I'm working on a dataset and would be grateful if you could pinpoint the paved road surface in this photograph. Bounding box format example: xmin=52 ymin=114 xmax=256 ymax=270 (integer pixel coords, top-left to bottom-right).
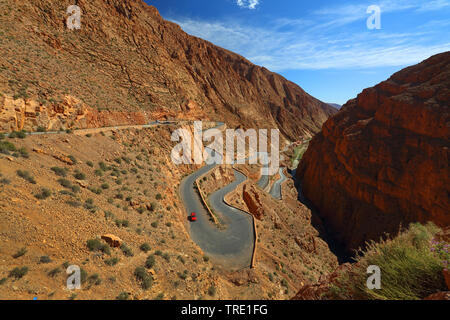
xmin=269 ymin=167 xmax=287 ymax=200
xmin=180 ymin=151 xmax=254 ymax=270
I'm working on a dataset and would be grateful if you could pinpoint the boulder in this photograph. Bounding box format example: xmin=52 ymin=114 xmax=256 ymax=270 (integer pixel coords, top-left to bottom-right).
xmin=101 ymin=234 xmax=123 ymax=248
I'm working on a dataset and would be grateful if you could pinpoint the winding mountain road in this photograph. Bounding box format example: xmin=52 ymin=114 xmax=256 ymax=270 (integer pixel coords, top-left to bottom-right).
xmin=269 ymin=168 xmax=287 ymax=200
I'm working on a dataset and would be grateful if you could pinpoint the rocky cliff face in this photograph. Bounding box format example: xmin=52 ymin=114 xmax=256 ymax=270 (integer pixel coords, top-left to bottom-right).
xmin=297 ymin=52 xmax=450 ymax=253
xmin=0 ymin=0 xmax=335 ymax=138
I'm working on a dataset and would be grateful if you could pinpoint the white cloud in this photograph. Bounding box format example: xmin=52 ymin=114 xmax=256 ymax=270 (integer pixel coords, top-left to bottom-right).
xmin=171 ymin=1 xmax=450 ymax=70
xmin=236 ymin=0 xmax=260 ymax=10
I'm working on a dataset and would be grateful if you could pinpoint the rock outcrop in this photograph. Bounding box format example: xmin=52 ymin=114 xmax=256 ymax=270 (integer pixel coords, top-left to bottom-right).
xmin=297 ymin=52 xmax=450 ymax=253
xmin=0 ymin=0 xmax=336 ymax=138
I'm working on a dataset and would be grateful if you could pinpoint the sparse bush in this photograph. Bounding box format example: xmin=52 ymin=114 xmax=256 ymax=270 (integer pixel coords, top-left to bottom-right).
xmin=140 ymin=243 xmax=151 ymax=253
xmin=116 ymin=292 xmax=129 ymax=300
xmin=12 ymin=247 xmax=27 ymax=259
xmin=151 ymin=221 xmax=158 ymax=228
xmin=86 ymin=239 xmax=111 ymax=255
xmin=120 ymin=244 xmax=134 ymax=257
xmin=0 ymin=140 xmax=16 ymax=154
xmin=94 ymin=169 xmax=103 ymax=177
xmin=156 ymin=193 xmax=162 ymax=200
xmin=9 ymin=266 xmax=28 ymax=279
xmin=35 ymin=188 xmax=52 ymax=200
xmin=101 ymin=183 xmax=109 ymax=190
xmin=145 ymin=255 xmax=156 ymax=269
xmin=36 ymin=126 xmax=46 ymax=133
xmin=39 ymin=256 xmax=52 ymax=264
xmin=16 ymin=170 xmax=36 ymax=184
xmin=105 ymin=257 xmax=119 ymax=266
xmin=207 ymin=285 xmax=216 ymax=297
xmin=51 ymin=167 xmax=67 ymax=177
xmin=48 ymin=267 xmax=61 ymax=278
xmin=9 ymin=131 xmax=27 ymax=139
xmin=0 ymin=277 xmax=6 ymax=285
xmin=68 ymin=155 xmax=77 ymax=164
xmin=203 ymin=256 xmax=210 ymax=263
xmin=134 ymin=267 xmax=153 ymax=290
xmin=74 ymin=171 xmax=86 ymax=180
xmin=86 ymin=161 xmax=94 ymax=167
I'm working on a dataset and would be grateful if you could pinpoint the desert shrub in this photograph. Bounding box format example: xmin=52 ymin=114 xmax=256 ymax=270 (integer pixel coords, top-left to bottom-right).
xmin=0 ymin=141 xmax=16 ymax=155
xmin=9 ymin=266 xmax=28 ymax=279
xmin=35 ymin=188 xmax=51 ymax=200
xmin=151 ymin=221 xmax=158 ymax=228
xmin=74 ymin=171 xmax=86 ymax=180
xmin=116 ymin=292 xmax=129 ymax=300
xmin=16 ymin=170 xmax=36 ymax=184
xmin=115 ymin=219 xmax=129 ymax=228
xmin=12 ymin=247 xmax=27 ymax=259
xmin=120 ymin=244 xmax=134 ymax=257
xmin=105 ymin=257 xmax=119 ymax=266
xmin=66 ymin=200 xmax=82 ymax=207
xmin=325 ymin=222 xmax=447 ymax=300
xmin=88 ymin=187 xmax=102 ymax=195
xmin=0 ymin=177 xmax=11 ymax=185
xmin=9 ymin=131 xmax=27 ymax=139
xmin=86 ymin=161 xmax=94 ymax=167
xmin=155 ymin=193 xmax=162 ymax=200
xmin=39 ymin=256 xmax=52 ymax=264
xmin=0 ymin=278 xmax=6 ymax=285
xmin=36 ymin=126 xmax=46 ymax=132
xmin=51 ymin=167 xmax=67 ymax=177
xmin=18 ymin=147 xmax=29 ymax=158
xmin=94 ymin=169 xmax=103 ymax=177
xmin=86 ymin=239 xmax=111 ymax=255
xmin=68 ymin=155 xmax=77 ymax=164
xmin=134 ymin=267 xmax=153 ymax=290
xmin=207 ymin=285 xmax=216 ymax=296
xmin=48 ymin=267 xmax=61 ymax=278
xmin=203 ymin=256 xmax=210 ymax=263
xmin=140 ymin=243 xmax=151 ymax=253
xmin=98 ymin=162 xmax=108 ymax=171
xmin=88 ymin=273 xmax=102 ymax=286
xmin=145 ymin=255 xmax=156 ymax=269
xmin=101 ymin=183 xmax=109 ymax=190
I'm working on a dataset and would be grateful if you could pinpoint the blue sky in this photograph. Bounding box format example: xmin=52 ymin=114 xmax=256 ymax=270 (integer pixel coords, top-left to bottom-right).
xmin=145 ymin=0 xmax=450 ymax=105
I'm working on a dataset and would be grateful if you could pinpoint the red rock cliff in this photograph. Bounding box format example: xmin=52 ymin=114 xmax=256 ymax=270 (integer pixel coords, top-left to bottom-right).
xmin=297 ymin=52 xmax=450 ymax=253
xmin=0 ymin=0 xmax=336 ymax=138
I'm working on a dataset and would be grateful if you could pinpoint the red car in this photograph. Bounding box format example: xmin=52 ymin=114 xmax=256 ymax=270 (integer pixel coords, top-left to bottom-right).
xmin=189 ymin=212 xmax=197 ymax=222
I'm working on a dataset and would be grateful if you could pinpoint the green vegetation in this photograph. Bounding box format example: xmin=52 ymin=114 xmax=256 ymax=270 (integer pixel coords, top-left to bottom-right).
xmin=86 ymin=239 xmax=111 ymax=255
xmin=12 ymin=247 xmax=27 ymax=259
xmin=116 ymin=292 xmax=129 ymax=300
xmin=120 ymin=243 xmax=134 ymax=257
xmin=145 ymin=255 xmax=156 ymax=269
xmin=16 ymin=170 xmax=36 ymax=184
xmin=134 ymin=267 xmax=153 ymax=290
xmin=140 ymin=243 xmax=151 ymax=253
xmin=326 ymin=223 xmax=448 ymax=300
xmin=57 ymin=178 xmax=80 ymax=193
xmin=39 ymin=256 xmax=52 ymax=264
xmin=0 ymin=140 xmax=16 ymax=154
xmin=105 ymin=257 xmax=119 ymax=266
xmin=9 ymin=266 xmax=28 ymax=279
xmin=208 ymin=285 xmax=216 ymax=297
xmin=9 ymin=131 xmax=27 ymax=139
xmin=35 ymin=188 xmax=52 ymax=200
xmin=51 ymin=167 xmax=68 ymax=177
xmin=74 ymin=170 xmax=86 ymax=180
xmin=48 ymin=267 xmax=61 ymax=278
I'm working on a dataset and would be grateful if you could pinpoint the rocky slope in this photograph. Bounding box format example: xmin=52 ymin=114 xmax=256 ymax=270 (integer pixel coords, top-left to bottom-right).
xmin=0 ymin=0 xmax=335 ymax=139
xmin=297 ymin=52 xmax=450 ymax=253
